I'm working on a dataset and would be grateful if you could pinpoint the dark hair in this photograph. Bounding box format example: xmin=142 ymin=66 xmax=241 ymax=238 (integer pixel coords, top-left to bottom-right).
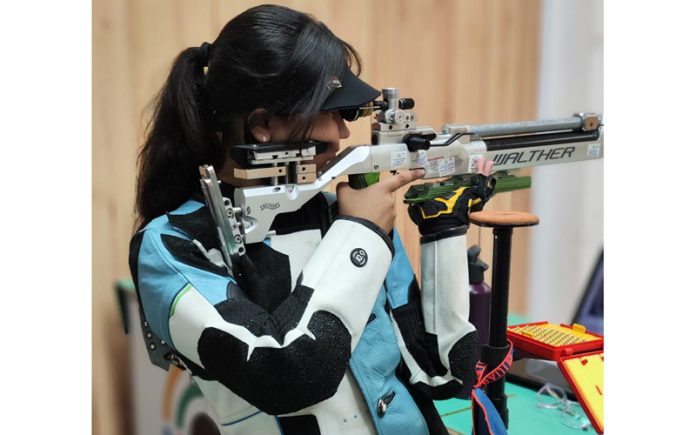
xmin=135 ymin=4 xmax=361 ymax=229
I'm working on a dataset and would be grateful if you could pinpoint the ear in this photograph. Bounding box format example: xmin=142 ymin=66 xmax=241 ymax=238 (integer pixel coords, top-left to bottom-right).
xmin=246 ymin=108 xmax=271 ymax=143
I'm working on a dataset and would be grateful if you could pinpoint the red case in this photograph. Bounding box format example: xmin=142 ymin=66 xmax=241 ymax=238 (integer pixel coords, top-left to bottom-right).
xmin=558 ymin=350 xmax=604 ymax=434
xmin=507 ymin=321 xmax=603 ymax=361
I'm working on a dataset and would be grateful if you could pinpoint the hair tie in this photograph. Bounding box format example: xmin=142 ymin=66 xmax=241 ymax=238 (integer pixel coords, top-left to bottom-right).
xmin=198 ymin=42 xmax=211 ymax=67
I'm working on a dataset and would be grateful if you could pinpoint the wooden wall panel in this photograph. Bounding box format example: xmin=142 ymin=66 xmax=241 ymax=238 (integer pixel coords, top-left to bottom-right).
xmin=93 ymin=1 xmax=540 ymax=433
xmin=93 ymin=0 xmax=136 ymax=434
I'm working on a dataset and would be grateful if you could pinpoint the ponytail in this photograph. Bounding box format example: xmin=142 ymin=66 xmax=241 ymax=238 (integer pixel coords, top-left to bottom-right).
xmin=135 ymin=44 xmax=220 ymax=230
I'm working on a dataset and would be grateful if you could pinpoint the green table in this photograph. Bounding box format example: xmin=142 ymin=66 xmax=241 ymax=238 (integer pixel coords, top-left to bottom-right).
xmin=434 ymin=314 xmax=593 ymax=434
xmin=435 ymin=382 xmax=590 ymax=435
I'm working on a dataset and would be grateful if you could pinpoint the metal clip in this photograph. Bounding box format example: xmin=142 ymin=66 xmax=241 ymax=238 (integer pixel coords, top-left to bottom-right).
xmin=376 ymin=390 xmax=396 ymax=417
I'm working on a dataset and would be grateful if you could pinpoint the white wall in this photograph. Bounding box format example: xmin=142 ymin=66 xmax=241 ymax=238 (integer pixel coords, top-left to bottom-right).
xmin=527 ymin=0 xmax=604 ymax=323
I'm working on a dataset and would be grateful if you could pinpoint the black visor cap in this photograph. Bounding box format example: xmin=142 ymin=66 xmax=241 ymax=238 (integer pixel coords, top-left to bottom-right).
xmin=321 ymin=70 xmax=381 ymax=112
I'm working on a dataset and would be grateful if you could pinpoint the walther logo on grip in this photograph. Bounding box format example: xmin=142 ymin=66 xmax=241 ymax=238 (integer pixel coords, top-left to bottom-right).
xmin=260 ymin=202 xmax=280 ymax=211
xmin=493 ymin=146 xmax=576 ymax=166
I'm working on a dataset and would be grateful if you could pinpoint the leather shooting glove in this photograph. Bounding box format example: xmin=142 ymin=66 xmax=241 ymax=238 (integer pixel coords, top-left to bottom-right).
xmin=407 ymin=174 xmax=496 ymax=236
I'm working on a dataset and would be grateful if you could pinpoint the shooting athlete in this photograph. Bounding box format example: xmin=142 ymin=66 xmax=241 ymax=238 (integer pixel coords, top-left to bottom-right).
xmin=130 ymin=5 xmax=494 ymax=435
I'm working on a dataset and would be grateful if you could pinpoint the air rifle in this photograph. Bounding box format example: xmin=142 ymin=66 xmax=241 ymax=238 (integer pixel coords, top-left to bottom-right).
xmin=200 ymin=87 xmax=603 ymax=273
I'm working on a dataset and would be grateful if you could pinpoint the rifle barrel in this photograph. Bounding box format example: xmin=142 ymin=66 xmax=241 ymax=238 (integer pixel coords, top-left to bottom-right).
xmin=444 ymin=117 xmax=585 ymax=137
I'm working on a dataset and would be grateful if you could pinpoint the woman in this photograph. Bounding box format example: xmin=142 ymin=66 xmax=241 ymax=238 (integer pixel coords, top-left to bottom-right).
xmin=130 ymin=4 xmax=494 ymax=434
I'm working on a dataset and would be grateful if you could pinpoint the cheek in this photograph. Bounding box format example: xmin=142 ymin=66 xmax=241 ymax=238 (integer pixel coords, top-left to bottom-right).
xmin=306 ymin=148 xmax=333 ymax=169
xmin=313 ymin=154 xmax=328 ymax=168
xmin=267 ymin=118 xmax=294 ymax=142
xmin=310 ymin=118 xmax=340 ymax=142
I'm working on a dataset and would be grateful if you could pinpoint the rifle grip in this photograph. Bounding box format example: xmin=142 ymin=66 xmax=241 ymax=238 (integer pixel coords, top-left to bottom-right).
xmin=349 ymin=173 xmax=380 ymax=189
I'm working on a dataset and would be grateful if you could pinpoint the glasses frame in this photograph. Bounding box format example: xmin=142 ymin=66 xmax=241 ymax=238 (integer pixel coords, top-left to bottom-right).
xmin=338 ymin=104 xmax=377 ymax=122
xmin=536 ymin=383 xmax=591 ymax=431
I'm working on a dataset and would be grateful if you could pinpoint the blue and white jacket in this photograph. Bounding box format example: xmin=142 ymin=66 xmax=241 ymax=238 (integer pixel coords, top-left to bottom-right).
xmin=129 ymin=186 xmax=479 ymax=435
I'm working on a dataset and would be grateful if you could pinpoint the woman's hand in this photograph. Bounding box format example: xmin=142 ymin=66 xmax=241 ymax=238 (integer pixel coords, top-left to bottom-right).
xmin=476 ymin=157 xmax=495 ymax=176
xmin=406 ymin=158 xmax=496 ymax=235
xmin=337 ymin=169 xmax=425 ymax=234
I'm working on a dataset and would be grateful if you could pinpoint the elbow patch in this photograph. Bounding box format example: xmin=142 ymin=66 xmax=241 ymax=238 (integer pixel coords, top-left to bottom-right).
xmin=391 ymin=277 xmax=448 ymax=378
xmin=448 ymin=330 xmax=480 ymax=390
xmin=391 ymin=301 xmax=448 ymax=378
xmin=398 ymin=362 xmax=462 ymax=401
xmin=197 ymin=310 xmax=351 ymax=415
xmin=215 ymin=283 xmax=313 ymax=343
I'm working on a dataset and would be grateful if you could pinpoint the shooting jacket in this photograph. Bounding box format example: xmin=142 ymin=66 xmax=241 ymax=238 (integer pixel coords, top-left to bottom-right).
xmin=129 ymin=185 xmax=479 ymax=435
